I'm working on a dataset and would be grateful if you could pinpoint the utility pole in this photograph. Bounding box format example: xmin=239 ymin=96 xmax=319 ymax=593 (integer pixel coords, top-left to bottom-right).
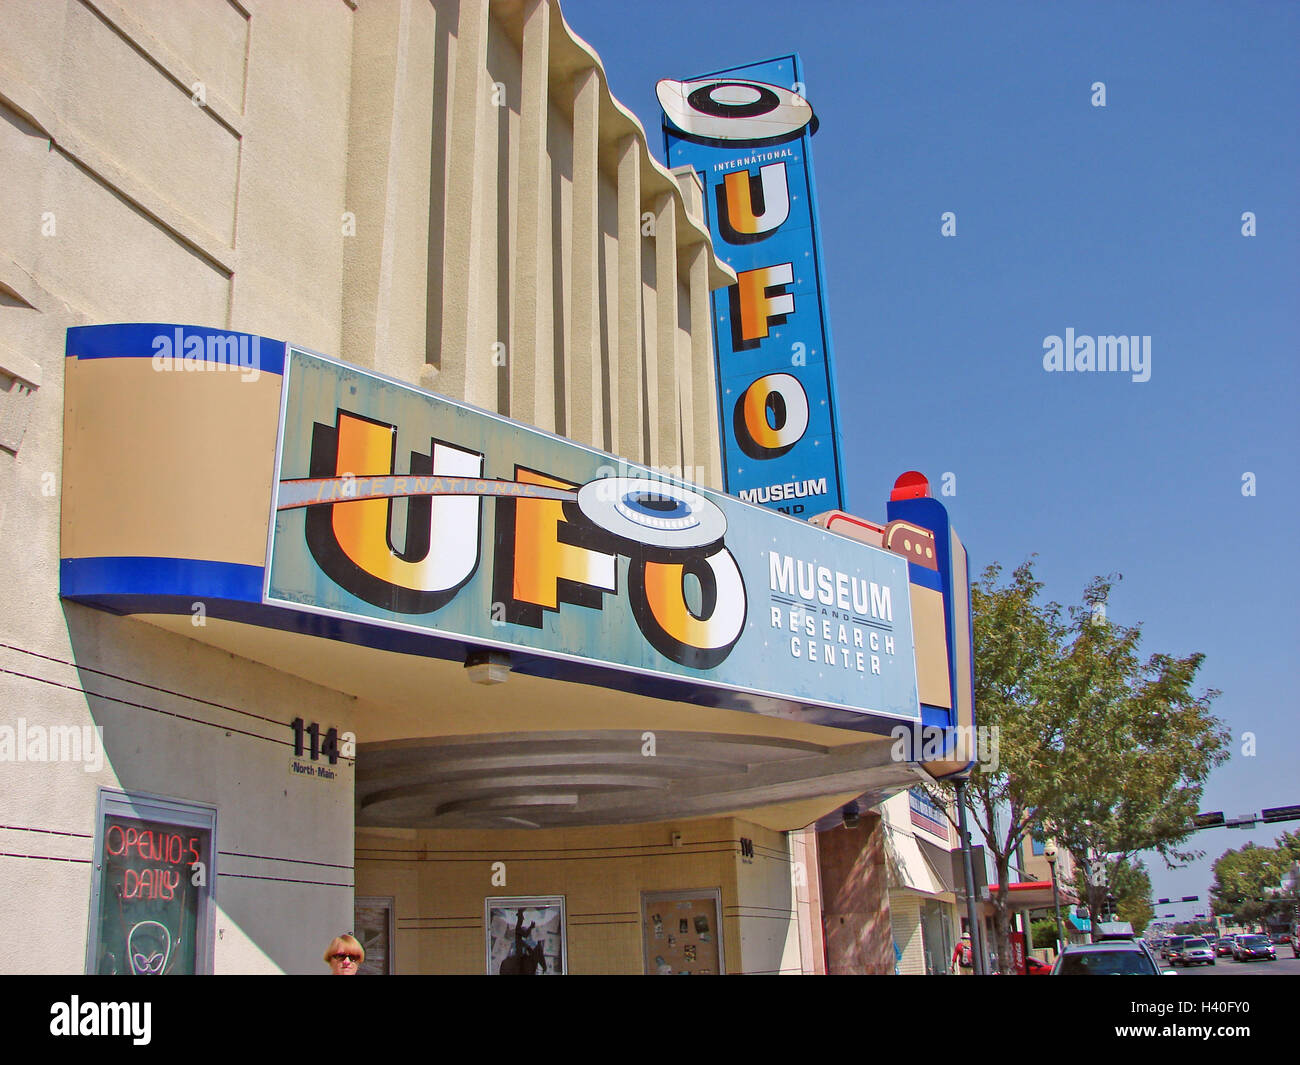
xmin=953 ymin=777 xmax=986 ymax=975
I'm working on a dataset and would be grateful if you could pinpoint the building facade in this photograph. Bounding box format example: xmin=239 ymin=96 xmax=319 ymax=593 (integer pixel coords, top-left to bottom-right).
xmin=883 ymin=788 xmax=962 ymax=975
xmin=2 ymin=0 xmax=977 ymax=975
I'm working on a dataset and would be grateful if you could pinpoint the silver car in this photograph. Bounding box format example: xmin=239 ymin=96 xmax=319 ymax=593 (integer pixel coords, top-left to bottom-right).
xmin=1176 ymin=937 xmax=1215 ymax=967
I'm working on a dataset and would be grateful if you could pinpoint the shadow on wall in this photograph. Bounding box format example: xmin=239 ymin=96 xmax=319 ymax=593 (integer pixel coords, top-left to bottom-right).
xmin=64 ymin=601 xmax=356 ymax=974
xmin=818 ymin=815 xmax=892 ymax=974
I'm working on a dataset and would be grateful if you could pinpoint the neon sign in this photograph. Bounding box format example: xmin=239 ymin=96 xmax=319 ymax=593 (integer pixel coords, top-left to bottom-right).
xmin=92 ymin=813 xmax=210 ymax=975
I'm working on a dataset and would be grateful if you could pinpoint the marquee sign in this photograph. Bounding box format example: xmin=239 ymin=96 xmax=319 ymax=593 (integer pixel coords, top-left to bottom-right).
xmin=265 ymin=348 xmax=917 ymax=724
xmin=660 ymin=55 xmax=847 ymax=516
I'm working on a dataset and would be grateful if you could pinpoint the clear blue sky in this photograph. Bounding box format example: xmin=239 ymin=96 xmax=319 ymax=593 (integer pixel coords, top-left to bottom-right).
xmin=559 ymin=0 xmax=1300 ymax=913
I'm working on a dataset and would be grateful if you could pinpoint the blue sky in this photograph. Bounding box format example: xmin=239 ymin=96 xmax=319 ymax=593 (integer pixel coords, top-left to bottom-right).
xmin=559 ymin=0 xmax=1300 ymax=913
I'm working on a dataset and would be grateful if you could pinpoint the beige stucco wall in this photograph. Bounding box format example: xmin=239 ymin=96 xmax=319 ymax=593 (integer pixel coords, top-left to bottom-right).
xmin=337 ymin=0 xmax=729 ymax=473
xmin=1022 ymin=844 xmax=1075 ymax=887
xmin=734 ymin=820 xmax=806 ymax=974
xmin=0 ymin=0 xmax=361 ymax=974
xmin=0 ymin=611 xmax=361 ymax=974
xmin=0 ymin=0 xmax=748 ymax=974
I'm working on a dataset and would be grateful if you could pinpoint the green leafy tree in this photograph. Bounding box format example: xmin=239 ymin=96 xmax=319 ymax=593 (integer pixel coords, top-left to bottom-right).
xmin=1071 ymin=856 xmax=1154 ymax=933
xmin=1041 ymin=576 xmax=1229 ymax=940
xmin=924 ymin=561 xmax=1229 ymax=970
xmin=1211 ymin=837 xmax=1299 ymax=928
xmin=1114 ymin=858 xmax=1155 ymax=933
xmin=923 ymin=560 xmax=1069 ymax=973
xmin=1280 ymin=831 xmax=1300 ymax=932
xmin=1277 ymin=830 xmax=1300 ymax=864
xmin=1029 ymin=916 xmax=1060 ymax=952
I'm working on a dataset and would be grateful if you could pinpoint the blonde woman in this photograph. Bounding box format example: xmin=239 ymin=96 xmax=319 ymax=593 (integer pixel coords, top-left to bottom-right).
xmin=323 ymin=933 xmax=364 ymax=975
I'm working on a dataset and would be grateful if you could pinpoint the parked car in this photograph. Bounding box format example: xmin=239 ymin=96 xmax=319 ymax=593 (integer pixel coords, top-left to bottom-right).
xmin=1175 ymin=937 xmax=1215 ymax=967
xmin=1025 ymin=955 xmax=1052 ymax=975
xmin=1051 ymin=940 xmax=1169 ymax=976
xmin=1233 ymin=934 xmax=1276 ymax=962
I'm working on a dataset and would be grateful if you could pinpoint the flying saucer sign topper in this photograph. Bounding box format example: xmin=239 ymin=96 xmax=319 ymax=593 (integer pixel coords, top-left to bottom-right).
xmin=575 ymin=478 xmax=727 ymax=556
xmin=656 ymin=76 xmax=817 ymax=147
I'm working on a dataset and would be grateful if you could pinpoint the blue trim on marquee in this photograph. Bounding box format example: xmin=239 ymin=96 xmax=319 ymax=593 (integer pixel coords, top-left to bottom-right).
xmin=61 ymin=557 xmax=264 ymax=602
xmin=66 ymin=323 xmax=286 ymax=376
xmin=59 ymin=554 xmax=910 ymax=738
xmin=906 ymin=564 xmax=944 ymax=593
xmin=889 ymin=493 xmax=976 ymax=777
xmin=920 ymin=703 xmax=951 ymax=730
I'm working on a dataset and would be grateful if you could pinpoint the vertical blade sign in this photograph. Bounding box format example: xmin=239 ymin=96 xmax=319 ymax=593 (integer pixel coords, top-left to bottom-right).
xmin=660 ymin=55 xmax=847 ymax=516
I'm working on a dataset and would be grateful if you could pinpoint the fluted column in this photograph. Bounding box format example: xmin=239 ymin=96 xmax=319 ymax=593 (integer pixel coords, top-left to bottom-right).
xmin=511 ymin=0 xmax=553 ymax=429
xmin=687 ymin=242 xmax=720 ymax=488
xmin=433 ymin=0 xmax=494 ymax=410
xmin=615 ymin=136 xmax=644 ymax=463
xmin=651 ymin=193 xmax=681 ymax=472
xmin=569 ymin=66 xmax=602 ymax=450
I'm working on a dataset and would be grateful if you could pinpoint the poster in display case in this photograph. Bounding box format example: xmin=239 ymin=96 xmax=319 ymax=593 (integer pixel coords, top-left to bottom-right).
xmin=485 ymin=896 xmax=566 ymax=975
xmin=641 ymin=889 xmax=724 ymax=974
xmin=354 ymin=896 xmax=395 ymax=975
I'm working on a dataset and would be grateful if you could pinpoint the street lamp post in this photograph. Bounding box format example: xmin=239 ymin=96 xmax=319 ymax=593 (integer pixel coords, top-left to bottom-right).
xmin=1044 ymin=841 xmax=1065 ymax=955
xmin=953 ymin=776 xmax=987 ymax=975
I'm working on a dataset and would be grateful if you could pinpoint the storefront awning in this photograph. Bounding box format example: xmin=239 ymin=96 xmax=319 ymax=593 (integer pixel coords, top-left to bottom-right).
xmin=884 ymin=823 xmax=950 ymax=897
xmin=916 ymin=837 xmax=960 ymax=895
xmin=986 ymin=880 xmax=1076 ymax=910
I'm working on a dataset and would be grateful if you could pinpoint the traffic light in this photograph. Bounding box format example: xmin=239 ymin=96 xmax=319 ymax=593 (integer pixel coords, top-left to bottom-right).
xmin=1261 ymin=804 xmax=1300 ymax=824
xmin=1193 ymin=811 xmax=1224 ymax=829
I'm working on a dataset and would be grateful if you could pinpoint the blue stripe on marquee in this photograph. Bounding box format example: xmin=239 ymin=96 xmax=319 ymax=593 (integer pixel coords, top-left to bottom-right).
xmin=61 ymin=556 xmax=265 ymax=601
xmin=60 ymin=557 xmax=913 ymax=737
xmin=65 ymin=323 xmax=286 ymax=376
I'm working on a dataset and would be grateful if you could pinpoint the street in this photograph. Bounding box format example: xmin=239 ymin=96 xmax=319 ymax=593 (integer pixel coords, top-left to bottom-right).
xmin=1163 ymin=955 xmax=1300 ymax=977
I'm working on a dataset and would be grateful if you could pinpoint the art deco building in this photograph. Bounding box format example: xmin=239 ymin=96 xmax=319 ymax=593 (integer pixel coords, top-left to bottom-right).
xmin=0 ymin=0 xmax=973 ymax=974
